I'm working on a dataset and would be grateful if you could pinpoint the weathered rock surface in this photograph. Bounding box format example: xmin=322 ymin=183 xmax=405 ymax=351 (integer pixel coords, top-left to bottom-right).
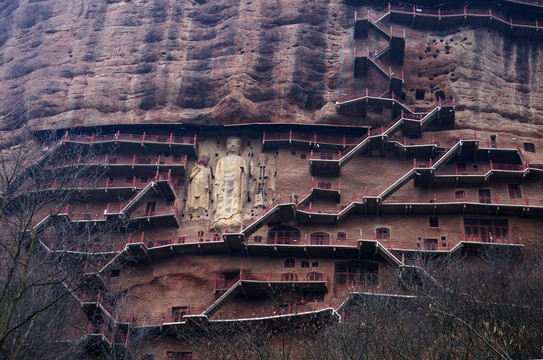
xmin=0 ymin=0 xmax=542 ymax=137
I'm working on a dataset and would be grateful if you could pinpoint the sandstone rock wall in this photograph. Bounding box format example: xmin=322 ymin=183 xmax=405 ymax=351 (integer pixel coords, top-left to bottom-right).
xmin=0 ymin=0 xmax=352 ymax=131
xmin=0 ymin=0 xmax=542 ymax=137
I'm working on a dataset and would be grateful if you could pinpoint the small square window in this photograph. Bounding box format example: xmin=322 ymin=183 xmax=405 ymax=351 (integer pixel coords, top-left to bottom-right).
xmin=479 ymin=189 xmax=491 ymax=203
xmin=301 ymin=261 xmax=309 ymax=268
xmin=524 ymin=142 xmax=535 ymax=153
xmin=423 ymin=238 xmax=438 ymax=250
xmin=429 ymin=217 xmax=439 ymax=228
xmin=455 ymin=190 xmax=466 ymax=200
xmin=300 ymin=154 xmax=307 ymax=159
xmin=291 ymin=151 xmax=296 ymax=156
xmin=456 ymin=162 xmax=467 ymax=172
xmin=253 ymin=235 xmax=262 ymax=243
xmin=508 ymin=184 xmax=522 ymax=199
xmin=171 ymin=306 xmax=188 ymax=322
xmin=312 ymin=261 xmax=319 ymax=267
xmin=284 ymin=259 xmax=295 ymax=268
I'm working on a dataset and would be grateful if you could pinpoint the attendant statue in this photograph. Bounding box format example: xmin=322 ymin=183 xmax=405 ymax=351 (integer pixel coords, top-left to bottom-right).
xmin=252 ymin=153 xmax=270 ymax=207
xmin=211 ymin=137 xmax=247 ymax=232
xmin=186 ymin=152 xmax=211 ymax=218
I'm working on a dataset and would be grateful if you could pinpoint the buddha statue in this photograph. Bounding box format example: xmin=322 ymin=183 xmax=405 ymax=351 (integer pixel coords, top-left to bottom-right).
xmin=186 ymin=152 xmax=211 ymax=218
xmin=211 ymin=136 xmax=247 ymax=232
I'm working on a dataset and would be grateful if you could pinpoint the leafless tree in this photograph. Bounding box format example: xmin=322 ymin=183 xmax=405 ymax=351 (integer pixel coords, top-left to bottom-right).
xmin=176 ymin=247 xmax=543 ymax=360
xmin=0 ymin=125 xmax=118 ymax=359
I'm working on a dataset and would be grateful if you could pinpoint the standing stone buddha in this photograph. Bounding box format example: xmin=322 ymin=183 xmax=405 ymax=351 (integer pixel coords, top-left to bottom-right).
xmin=211 ymin=136 xmax=247 ymax=233
xmin=186 ymin=152 xmax=211 ymax=218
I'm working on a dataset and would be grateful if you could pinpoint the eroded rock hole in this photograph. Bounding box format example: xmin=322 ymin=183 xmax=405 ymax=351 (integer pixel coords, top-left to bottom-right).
xmin=415 ymin=89 xmax=425 ymax=100
xmin=435 ymin=90 xmax=445 ymax=101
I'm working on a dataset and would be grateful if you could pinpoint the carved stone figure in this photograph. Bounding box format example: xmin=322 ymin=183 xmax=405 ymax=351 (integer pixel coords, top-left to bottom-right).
xmin=211 ymin=137 xmax=247 ymax=232
xmin=186 ymin=152 xmax=211 ymax=218
xmin=252 ymin=153 xmax=270 ymax=207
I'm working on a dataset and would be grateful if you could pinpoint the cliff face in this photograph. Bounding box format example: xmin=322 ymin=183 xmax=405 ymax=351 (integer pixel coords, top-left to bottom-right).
xmin=0 ymin=0 xmax=351 ymax=131
xmin=0 ymin=0 xmax=542 ymax=136
xmin=404 ymin=27 xmax=543 ymax=136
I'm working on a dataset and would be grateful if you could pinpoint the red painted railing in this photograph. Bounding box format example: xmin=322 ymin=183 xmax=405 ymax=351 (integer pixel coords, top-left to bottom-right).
xmin=78 ymin=291 xmax=115 ymax=316
xmin=132 ymin=311 xmax=198 ymax=327
xmin=35 ymin=169 xmax=177 ymax=195
xmin=491 ymin=162 xmax=524 ymax=171
xmin=384 ymin=193 xmax=532 ymax=206
xmin=212 ymin=299 xmax=341 ymax=321
xmin=372 ymin=43 xmax=390 ymax=59
xmin=131 ymin=297 xmax=343 ymax=326
xmin=337 ymin=90 xmax=455 ymax=110
xmin=312 ymin=178 xmax=341 ymax=191
xmin=128 ymin=233 xmax=223 ymax=247
xmin=389 ymin=4 xmax=542 ymax=29
xmin=337 ymin=89 xmax=389 ymax=103
xmin=297 ymin=203 xmax=343 ymax=214
xmin=310 ymin=150 xmax=341 ymax=161
xmin=50 ymin=153 xmax=187 ymax=169
xmin=130 ymin=203 xmax=180 ymax=221
xmin=456 ymin=233 xmax=523 ymax=246
xmin=39 ymin=235 xmax=125 ymax=253
xmin=340 ymin=132 xmax=370 ymax=158
xmin=106 ymin=171 xmax=177 ymax=213
xmin=263 ymin=131 xmax=358 ymax=146
xmin=242 ymin=197 xmax=282 ymax=229
xmin=239 ymin=271 xmax=328 ymax=283
xmin=247 ymin=235 xmax=361 ymax=247
xmin=64 ymin=132 xmax=197 ymax=146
